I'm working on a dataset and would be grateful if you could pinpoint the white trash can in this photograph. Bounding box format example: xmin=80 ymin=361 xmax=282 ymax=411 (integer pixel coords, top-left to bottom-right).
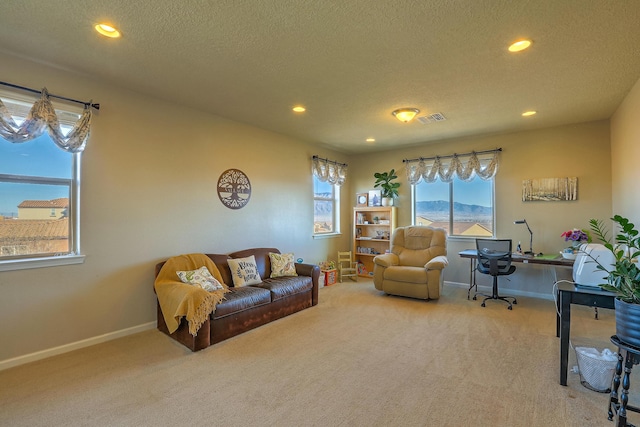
xmin=575 ymin=346 xmax=617 ymax=392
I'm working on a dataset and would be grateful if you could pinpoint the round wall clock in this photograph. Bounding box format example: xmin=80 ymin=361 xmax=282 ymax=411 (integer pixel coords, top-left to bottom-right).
xmin=217 ymin=168 xmax=251 ymax=209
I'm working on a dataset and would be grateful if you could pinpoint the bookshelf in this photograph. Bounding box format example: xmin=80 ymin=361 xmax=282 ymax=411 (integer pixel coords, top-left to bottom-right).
xmin=353 ymin=206 xmax=397 ymax=277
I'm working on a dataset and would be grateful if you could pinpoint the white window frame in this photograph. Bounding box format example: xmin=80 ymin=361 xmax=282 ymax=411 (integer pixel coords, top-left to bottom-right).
xmin=0 ymin=91 xmax=85 ymax=271
xmin=313 ymin=176 xmax=341 ymax=238
xmin=411 ymin=178 xmax=496 ymax=239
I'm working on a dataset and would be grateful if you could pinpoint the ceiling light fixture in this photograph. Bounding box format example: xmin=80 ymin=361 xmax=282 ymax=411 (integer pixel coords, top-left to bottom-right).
xmin=392 ymin=108 xmax=420 ymax=123
xmin=292 ymin=106 xmax=306 ymax=113
xmin=366 ymin=138 xmax=375 ymax=143
xmin=95 ymin=23 xmax=121 ymax=38
xmin=508 ymin=39 xmax=532 ymax=52
xmin=522 ymin=110 xmax=537 ymax=117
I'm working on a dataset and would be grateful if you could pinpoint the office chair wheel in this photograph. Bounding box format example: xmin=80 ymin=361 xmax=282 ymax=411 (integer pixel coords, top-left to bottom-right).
xmin=513 ymin=299 xmax=518 ymax=304
xmin=508 ymin=305 xmax=513 ymax=310
xmin=473 ymin=295 xmax=477 ymax=301
xmin=481 ymin=302 xmax=486 ymax=307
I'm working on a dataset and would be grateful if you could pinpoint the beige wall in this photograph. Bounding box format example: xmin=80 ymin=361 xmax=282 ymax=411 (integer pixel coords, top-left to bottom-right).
xmin=349 ymin=121 xmax=612 ymax=294
xmin=0 ymin=52 xmax=351 ymax=363
xmin=611 ymin=76 xmax=640 ymax=224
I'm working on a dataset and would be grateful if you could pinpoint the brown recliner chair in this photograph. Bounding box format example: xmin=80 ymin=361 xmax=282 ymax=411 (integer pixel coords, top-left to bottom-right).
xmin=373 ymin=226 xmax=448 ymax=300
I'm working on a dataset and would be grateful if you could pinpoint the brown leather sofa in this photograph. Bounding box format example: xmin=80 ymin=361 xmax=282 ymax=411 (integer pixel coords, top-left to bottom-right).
xmin=155 ymin=247 xmax=320 ymax=351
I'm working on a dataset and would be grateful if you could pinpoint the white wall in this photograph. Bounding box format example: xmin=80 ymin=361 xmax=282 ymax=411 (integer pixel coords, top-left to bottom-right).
xmin=0 ymin=52 xmax=350 ymax=364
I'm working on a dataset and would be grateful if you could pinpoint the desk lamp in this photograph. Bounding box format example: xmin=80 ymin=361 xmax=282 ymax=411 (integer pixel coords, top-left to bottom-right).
xmin=514 ymin=219 xmax=534 ymax=255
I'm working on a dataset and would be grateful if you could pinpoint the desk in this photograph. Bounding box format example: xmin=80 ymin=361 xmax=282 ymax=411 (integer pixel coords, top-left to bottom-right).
xmin=458 ymin=249 xmax=574 ymax=299
xmin=556 ymin=280 xmax=616 ymax=386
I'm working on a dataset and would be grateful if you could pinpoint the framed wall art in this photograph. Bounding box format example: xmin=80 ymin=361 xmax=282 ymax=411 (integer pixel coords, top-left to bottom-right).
xmin=368 ymin=190 xmax=381 ymax=207
xmin=522 ymin=177 xmax=577 ymax=202
xmin=356 ymin=192 xmax=368 ymax=207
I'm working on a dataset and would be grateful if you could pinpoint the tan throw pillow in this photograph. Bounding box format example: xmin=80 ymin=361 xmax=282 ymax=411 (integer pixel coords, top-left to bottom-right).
xmin=176 ymin=266 xmax=225 ymax=292
xmin=269 ymin=252 xmax=298 ymax=278
xmin=228 ymin=255 xmax=262 ymax=287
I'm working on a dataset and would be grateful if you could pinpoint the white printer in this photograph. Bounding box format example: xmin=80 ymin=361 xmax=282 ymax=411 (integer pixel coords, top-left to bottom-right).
xmin=572 ymin=243 xmax=616 ymax=288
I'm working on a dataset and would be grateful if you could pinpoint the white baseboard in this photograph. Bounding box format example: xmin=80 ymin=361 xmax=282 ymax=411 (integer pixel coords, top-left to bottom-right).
xmin=0 ymin=321 xmax=156 ymax=372
xmin=445 ymin=280 xmax=554 ymax=301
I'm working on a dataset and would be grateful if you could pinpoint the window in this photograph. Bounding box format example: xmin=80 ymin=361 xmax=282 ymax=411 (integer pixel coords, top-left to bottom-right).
xmin=0 ymin=93 xmax=82 ymax=267
xmin=413 ymin=177 xmax=494 ymax=237
xmin=313 ymin=175 xmax=340 ymax=235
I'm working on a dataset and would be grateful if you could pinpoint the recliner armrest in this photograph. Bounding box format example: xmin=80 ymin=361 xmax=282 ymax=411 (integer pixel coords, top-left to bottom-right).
xmin=425 ymin=255 xmax=448 ymax=270
xmin=373 ymin=253 xmax=399 ymax=267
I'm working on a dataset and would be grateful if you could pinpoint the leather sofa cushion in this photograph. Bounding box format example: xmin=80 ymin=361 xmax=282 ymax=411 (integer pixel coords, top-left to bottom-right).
xmin=384 ymin=266 xmax=428 ymax=283
xmin=257 ymin=276 xmax=313 ymax=301
xmin=212 ymin=286 xmax=271 ymax=319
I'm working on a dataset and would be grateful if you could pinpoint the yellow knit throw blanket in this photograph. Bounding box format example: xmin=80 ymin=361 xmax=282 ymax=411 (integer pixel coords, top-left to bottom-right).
xmin=154 ymin=253 xmax=229 ymax=336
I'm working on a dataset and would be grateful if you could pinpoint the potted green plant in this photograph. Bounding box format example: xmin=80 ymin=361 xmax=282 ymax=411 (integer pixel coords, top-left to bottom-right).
xmin=373 ymin=169 xmax=400 ymax=206
xmin=589 ymin=215 xmax=640 ymax=347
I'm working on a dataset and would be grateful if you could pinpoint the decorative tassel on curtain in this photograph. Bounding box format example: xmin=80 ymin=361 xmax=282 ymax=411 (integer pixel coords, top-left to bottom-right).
xmin=0 ymin=88 xmax=92 ymax=153
xmin=404 ymin=148 xmax=501 ymax=184
xmin=312 ymin=156 xmax=347 ymax=186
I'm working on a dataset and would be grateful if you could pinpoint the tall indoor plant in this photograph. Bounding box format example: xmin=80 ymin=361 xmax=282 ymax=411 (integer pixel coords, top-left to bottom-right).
xmin=589 ymin=215 xmax=640 ymax=346
xmin=373 ymin=169 xmax=400 ymax=206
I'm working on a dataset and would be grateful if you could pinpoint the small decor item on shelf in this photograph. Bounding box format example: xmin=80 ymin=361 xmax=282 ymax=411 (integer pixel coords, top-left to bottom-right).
xmin=356 ymin=193 xmax=368 ymax=207
xmin=368 ymin=190 xmax=382 ymax=206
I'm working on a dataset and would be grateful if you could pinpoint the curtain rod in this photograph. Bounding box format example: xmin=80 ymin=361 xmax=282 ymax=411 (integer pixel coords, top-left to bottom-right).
xmin=402 ymin=147 xmax=502 ymax=163
xmin=0 ymin=81 xmax=100 ymax=110
xmin=312 ymin=155 xmax=347 ymax=167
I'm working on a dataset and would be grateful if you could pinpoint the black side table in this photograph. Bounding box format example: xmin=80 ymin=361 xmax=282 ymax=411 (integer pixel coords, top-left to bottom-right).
xmin=609 ymin=335 xmax=640 ymax=426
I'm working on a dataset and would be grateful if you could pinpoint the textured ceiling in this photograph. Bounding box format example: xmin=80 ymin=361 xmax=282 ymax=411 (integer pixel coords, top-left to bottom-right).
xmin=1 ymin=1 xmax=639 ymax=153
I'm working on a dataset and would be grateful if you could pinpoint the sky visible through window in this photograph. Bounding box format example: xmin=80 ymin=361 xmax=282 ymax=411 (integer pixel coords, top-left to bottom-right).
xmin=415 ymin=178 xmax=491 ymax=206
xmin=0 ymin=134 xmax=72 ymax=216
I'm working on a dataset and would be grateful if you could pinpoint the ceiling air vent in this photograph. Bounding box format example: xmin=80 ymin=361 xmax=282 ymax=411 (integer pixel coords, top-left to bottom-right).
xmin=417 ymin=113 xmax=447 ymax=124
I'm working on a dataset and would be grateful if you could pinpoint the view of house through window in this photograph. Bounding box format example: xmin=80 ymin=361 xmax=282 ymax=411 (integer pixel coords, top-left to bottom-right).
xmin=0 ymin=95 xmax=80 ymax=260
xmin=313 ymin=176 xmax=339 ymax=235
xmin=413 ymin=177 xmax=494 ymax=237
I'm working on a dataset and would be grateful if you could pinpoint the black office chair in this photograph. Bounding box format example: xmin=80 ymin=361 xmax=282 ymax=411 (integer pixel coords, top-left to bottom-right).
xmin=474 ymin=239 xmax=518 ymax=310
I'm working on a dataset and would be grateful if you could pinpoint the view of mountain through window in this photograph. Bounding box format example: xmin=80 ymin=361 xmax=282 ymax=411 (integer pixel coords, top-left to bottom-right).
xmin=414 ymin=177 xmax=494 ymax=237
xmin=313 ymin=177 xmax=336 ymax=234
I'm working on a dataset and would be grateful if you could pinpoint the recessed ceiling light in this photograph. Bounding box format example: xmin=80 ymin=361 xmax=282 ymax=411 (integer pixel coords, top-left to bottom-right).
xmin=95 ymin=23 xmax=121 ymax=38
xmin=292 ymin=106 xmax=306 ymax=113
xmin=522 ymin=110 xmax=537 ymax=117
xmin=366 ymin=138 xmax=375 ymax=143
xmin=508 ymin=39 xmax=532 ymax=52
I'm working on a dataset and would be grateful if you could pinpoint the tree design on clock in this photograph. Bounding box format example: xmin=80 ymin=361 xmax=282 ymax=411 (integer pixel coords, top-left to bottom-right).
xmin=217 ymin=169 xmax=251 ymax=209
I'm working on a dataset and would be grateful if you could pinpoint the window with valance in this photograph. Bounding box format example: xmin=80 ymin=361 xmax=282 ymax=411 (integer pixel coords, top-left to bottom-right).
xmin=0 ymin=87 xmax=94 ymax=269
xmin=405 ymin=149 xmax=500 ymax=238
xmin=312 ymin=156 xmax=347 ymax=236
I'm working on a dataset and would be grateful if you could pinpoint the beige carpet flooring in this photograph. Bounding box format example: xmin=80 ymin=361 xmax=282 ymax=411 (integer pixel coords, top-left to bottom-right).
xmin=1 ymin=280 xmax=637 ymax=426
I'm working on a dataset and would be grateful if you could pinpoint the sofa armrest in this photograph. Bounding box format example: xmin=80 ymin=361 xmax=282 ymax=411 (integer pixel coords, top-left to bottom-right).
xmin=374 ymin=253 xmax=399 ymax=267
xmin=425 ymin=255 xmax=448 ymax=270
xmin=296 ymin=263 xmax=321 ymax=306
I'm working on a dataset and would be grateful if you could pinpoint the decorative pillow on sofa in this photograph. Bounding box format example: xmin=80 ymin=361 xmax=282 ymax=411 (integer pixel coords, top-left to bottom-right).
xmin=176 ymin=266 xmax=225 ymax=292
xmin=228 ymin=255 xmax=262 ymax=287
xmin=269 ymin=252 xmax=298 ymax=278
